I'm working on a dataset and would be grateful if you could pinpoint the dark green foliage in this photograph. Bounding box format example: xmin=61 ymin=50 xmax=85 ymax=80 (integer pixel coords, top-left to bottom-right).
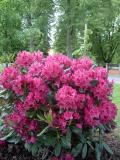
xmin=0 ymin=0 xmax=54 ymax=59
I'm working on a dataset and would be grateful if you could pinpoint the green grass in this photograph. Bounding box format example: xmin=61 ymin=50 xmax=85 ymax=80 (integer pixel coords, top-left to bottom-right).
xmin=112 ymin=84 xmax=120 ymax=136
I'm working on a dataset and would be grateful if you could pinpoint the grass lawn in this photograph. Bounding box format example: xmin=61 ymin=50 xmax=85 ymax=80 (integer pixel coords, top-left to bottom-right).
xmin=112 ymin=84 xmax=120 ymax=136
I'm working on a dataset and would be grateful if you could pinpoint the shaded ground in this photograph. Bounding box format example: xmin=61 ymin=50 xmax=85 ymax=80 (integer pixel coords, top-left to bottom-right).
xmin=0 ymin=134 xmax=120 ymax=160
xmin=105 ymin=133 xmax=120 ymax=160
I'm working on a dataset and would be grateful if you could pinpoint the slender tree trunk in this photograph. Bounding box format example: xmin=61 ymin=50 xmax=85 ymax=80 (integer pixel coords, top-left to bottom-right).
xmin=66 ymin=0 xmax=72 ymax=57
xmin=66 ymin=28 xmax=72 ymax=57
xmin=27 ymin=0 xmax=34 ymax=51
xmin=83 ymin=23 xmax=88 ymax=55
xmin=106 ymin=63 xmax=108 ymax=71
xmin=27 ymin=14 xmax=34 ymax=51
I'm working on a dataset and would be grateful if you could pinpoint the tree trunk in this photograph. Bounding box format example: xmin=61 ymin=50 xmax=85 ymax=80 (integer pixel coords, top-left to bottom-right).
xmin=83 ymin=23 xmax=88 ymax=55
xmin=105 ymin=63 xmax=109 ymax=74
xmin=66 ymin=28 xmax=72 ymax=57
xmin=66 ymin=0 xmax=72 ymax=57
xmin=27 ymin=1 xmax=34 ymax=51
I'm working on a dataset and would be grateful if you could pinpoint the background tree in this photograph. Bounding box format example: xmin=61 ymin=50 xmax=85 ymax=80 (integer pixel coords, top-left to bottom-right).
xmin=54 ymin=0 xmax=120 ymax=64
xmin=0 ymin=0 xmax=54 ymax=58
xmin=0 ymin=0 xmax=120 ymax=65
xmin=21 ymin=0 xmax=54 ymax=52
xmin=0 ymin=0 xmax=23 ymax=54
xmin=89 ymin=0 xmax=120 ymax=65
xmin=54 ymin=0 xmax=81 ymax=56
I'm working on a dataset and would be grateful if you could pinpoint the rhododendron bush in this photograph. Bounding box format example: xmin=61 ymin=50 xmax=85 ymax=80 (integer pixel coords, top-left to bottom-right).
xmin=0 ymin=51 xmax=117 ymax=160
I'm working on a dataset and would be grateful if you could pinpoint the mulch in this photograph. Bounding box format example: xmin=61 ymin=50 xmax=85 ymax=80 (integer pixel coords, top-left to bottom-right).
xmin=0 ymin=134 xmax=120 ymax=160
xmin=104 ymin=134 xmax=120 ymax=160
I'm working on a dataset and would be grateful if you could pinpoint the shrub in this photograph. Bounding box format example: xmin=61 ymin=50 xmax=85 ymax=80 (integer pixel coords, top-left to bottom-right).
xmin=0 ymin=51 xmax=117 ymax=160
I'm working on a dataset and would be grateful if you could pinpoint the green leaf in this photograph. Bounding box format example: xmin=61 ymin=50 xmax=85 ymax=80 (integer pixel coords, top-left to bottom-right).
xmin=66 ymin=128 xmax=71 ymax=143
xmin=25 ymin=143 xmax=32 ymax=152
xmin=99 ymin=124 xmax=106 ymax=131
xmin=90 ymin=79 xmax=99 ymax=87
xmin=55 ymin=143 xmax=62 ymax=157
xmin=95 ymin=143 xmax=101 ymax=160
xmin=103 ymin=142 xmax=113 ymax=155
xmin=72 ymin=143 xmax=83 ymax=157
xmin=61 ymin=136 xmax=71 ymax=149
xmin=21 ymin=67 xmax=28 ymax=74
xmin=44 ymin=135 xmax=56 ymax=146
xmin=87 ymin=141 xmax=94 ymax=150
xmin=37 ymin=114 xmax=45 ymax=121
xmin=0 ymin=130 xmax=14 ymax=141
xmin=37 ymin=126 xmax=49 ymax=137
xmin=72 ymin=127 xmax=82 ymax=136
xmin=31 ymin=144 xmax=39 ymax=156
xmin=27 ymin=110 xmax=36 ymax=118
xmin=44 ymin=110 xmax=53 ymax=124
xmin=82 ymin=143 xmax=87 ymax=159
xmin=7 ymin=137 xmax=20 ymax=144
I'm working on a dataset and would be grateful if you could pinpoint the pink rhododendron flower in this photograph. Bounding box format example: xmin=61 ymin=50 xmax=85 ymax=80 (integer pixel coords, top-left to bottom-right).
xmin=76 ymin=123 xmax=82 ymax=129
xmin=42 ymin=60 xmax=63 ymax=81
xmin=92 ymin=80 xmax=111 ymax=100
xmin=32 ymin=50 xmax=43 ymax=62
xmin=56 ymin=85 xmax=77 ymax=109
xmin=100 ymin=101 xmax=117 ymax=124
xmin=65 ymin=154 xmax=74 ymax=160
xmin=29 ymin=136 xmax=36 ymax=144
xmin=71 ymin=56 xmax=93 ymax=71
xmin=63 ymin=111 xmax=73 ymax=120
xmin=0 ymin=66 xmax=20 ymax=89
xmin=95 ymin=67 xmax=107 ymax=79
xmin=5 ymin=112 xmax=39 ymax=143
xmin=72 ymin=69 xmax=90 ymax=89
xmin=15 ymin=51 xmax=34 ymax=68
xmin=73 ymin=112 xmax=80 ymax=120
xmin=59 ymin=72 xmax=73 ymax=85
xmin=54 ymin=54 xmax=72 ymax=68
xmin=75 ymin=94 xmax=87 ymax=109
xmin=16 ymin=101 xmax=25 ymax=114
xmin=84 ymin=106 xmax=100 ymax=127
xmin=12 ymin=75 xmax=24 ymax=95
xmin=28 ymin=62 xmax=43 ymax=77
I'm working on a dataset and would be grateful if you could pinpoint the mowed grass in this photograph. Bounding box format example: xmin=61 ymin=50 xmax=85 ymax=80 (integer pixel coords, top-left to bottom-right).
xmin=112 ymin=84 xmax=120 ymax=136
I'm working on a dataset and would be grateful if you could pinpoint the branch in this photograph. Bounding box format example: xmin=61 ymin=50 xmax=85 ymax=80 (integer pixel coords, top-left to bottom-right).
xmin=110 ymin=42 xmax=119 ymax=60
xmin=97 ymin=33 xmax=106 ymax=62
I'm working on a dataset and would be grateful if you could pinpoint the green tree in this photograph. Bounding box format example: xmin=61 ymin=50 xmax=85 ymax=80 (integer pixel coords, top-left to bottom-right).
xmin=0 ymin=0 xmax=23 ymax=54
xmin=54 ymin=0 xmax=81 ymax=56
xmin=54 ymin=0 xmax=120 ymax=64
xmin=89 ymin=0 xmax=120 ymax=66
xmin=21 ymin=0 xmax=54 ymax=52
xmin=0 ymin=0 xmax=54 ymax=56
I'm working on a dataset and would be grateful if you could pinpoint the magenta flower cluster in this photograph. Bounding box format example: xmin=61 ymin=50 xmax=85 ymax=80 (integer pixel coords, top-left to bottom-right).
xmin=0 ymin=51 xmax=117 ymax=159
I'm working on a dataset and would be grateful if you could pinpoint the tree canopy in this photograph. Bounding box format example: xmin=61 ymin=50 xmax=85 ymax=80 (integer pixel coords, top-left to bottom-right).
xmin=0 ymin=0 xmax=120 ymax=64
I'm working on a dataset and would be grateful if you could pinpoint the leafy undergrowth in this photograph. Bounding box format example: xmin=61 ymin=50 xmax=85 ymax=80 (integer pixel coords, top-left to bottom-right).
xmin=0 ymin=134 xmax=120 ymax=160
